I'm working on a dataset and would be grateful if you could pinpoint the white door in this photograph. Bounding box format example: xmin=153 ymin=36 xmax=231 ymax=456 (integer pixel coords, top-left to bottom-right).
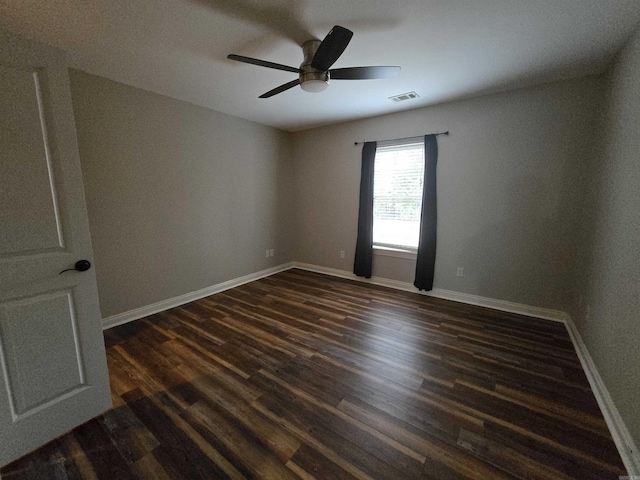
xmin=0 ymin=29 xmax=111 ymax=466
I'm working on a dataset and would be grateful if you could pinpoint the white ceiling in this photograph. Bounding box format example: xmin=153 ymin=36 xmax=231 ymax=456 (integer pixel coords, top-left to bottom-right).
xmin=1 ymin=0 xmax=639 ymax=132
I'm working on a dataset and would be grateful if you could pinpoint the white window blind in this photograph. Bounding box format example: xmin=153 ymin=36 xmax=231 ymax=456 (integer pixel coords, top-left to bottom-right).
xmin=373 ymin=141 xmax=424 ymax=251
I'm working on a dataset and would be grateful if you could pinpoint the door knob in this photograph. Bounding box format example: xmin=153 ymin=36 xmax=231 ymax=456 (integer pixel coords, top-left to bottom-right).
xmin=59 ymin=260 xmax=91 ymax=275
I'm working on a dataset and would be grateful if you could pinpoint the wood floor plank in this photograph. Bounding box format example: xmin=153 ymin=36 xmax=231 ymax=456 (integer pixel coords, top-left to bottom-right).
xmin=1 ymin=269 xmax=626 ymax=480
xmin=456 ymin=428 xmax=575 ymax=480
xmin=0 ymin=439 xmax=80 ymax=480
xmin=257 ymin=368 xmax=427 ymax=467
xmin=255 ymin=389 xmax=413 ymax=480
xmin=286 ymin=443 xmax=362 ymax=480
xmin=131 ymin=454 xmax=172 ymax=480
xmin=71 ymin=420 xmax=140 ymax=480
xmin=122 ymin=387 xmax=242 ymax=480
xmin=183 ymin=400 xmax=299 ymax=480
xmin=185 ymin=372 xmax=301 ymax=462
xmin=97 ymin=404 xmax=160 ymax=464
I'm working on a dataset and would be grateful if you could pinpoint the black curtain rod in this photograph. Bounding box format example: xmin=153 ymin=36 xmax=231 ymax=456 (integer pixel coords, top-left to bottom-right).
xmin=354 ymin=131 xmax=449 ymax=146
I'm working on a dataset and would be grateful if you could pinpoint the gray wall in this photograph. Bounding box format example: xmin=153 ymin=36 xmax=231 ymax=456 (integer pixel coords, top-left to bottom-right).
xmin=69 ymin=70 xmax=294 ymax=318
xmin=572 ymin=29 xmax=640 ymax=449
xmin=292 ymin=77 xmax=601 ymax=311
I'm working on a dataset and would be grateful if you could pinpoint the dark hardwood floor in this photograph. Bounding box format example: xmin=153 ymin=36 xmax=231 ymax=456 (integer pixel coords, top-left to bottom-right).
xmin=1 ymin=269 xmax=626 ymax=479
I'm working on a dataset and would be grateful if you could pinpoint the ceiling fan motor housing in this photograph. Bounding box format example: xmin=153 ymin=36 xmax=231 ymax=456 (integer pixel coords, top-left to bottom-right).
xmin=300 ymin=40 xmax=329 ymax=91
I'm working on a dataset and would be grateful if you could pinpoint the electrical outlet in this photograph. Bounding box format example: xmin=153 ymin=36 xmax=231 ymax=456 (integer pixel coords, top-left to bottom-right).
xmin=456 ymin=267 xmax=464 ymax=277
xmin=265 ymin=250 xmax=269 ymax=258
xmin=340 ymin=250 xmax=345 ymax=259
xmin=585 ymin=304 xmax=591 ymax=322
xmin=270 ymin=249 xmax=274 ymax=257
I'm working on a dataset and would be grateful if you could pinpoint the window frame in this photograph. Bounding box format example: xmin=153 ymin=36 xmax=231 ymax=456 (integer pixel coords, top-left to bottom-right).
xmin=371 ymin=137 xmax=425 ymax=256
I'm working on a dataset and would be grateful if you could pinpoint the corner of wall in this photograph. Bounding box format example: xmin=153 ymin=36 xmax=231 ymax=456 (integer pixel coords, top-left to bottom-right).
xmin=569 ymin=25 xmax=640 ymax=469
xmin=564 ymin=315 xmax=640 ymax=475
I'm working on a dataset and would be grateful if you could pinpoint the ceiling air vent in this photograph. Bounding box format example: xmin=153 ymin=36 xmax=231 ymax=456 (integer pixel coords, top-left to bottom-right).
xmin=389 ymin=91 xmax=419 ymax=102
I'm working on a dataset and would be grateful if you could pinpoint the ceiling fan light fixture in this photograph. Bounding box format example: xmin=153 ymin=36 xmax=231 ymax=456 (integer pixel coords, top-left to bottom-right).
xmin=300 ymin=78 xmax=329 ymax=93
xmin=299 ymin=69 xmax=329 ymax=93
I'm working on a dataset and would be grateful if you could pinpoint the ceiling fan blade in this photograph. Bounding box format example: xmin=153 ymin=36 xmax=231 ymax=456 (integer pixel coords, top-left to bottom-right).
xmin=259 ymin=79 xmax=301 ymax=98
xmin=330 ymin=66 xmax=401 ymax=80
xmin=311 ymin=25 xmax=353 ymax=71
xmin=227 ymin=54 xmax=300 ymax=73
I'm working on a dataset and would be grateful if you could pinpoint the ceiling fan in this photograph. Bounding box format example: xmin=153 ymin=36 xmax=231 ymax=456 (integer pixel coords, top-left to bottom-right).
xmin=227 ymin=26 xmax=401 ymax=98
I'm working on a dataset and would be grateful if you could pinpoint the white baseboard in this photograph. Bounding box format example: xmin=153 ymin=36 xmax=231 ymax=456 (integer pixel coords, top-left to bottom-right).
xmin=564 ymin=316 xmax=640 ymax=476
xmin=292 ymin=262 xmax=567 ymax=322
xmin=101 ymin=263 xmax=294 ymax=329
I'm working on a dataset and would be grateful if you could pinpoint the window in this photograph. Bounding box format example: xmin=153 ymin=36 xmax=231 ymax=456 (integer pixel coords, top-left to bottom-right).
xmin=373 ymin=139 xmax=424 ymax=252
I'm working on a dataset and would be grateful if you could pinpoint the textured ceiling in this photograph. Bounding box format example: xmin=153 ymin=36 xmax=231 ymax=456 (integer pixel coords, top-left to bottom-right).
xmin=1 ymin=0 xmax=639 ymax=131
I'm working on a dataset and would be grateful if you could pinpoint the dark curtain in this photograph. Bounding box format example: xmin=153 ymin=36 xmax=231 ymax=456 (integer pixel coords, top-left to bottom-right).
xmin=353 ymin=141 xmax=377 ymax=278
xmin=414 ymin=134 xmax=438 ymax=291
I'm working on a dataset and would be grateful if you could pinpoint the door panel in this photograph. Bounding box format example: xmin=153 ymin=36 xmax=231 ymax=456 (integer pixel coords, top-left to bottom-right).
xmin=0 ymin=289 xmax=85 ymax=417
xmin=0 ymin=29 xmax=111 ymax=467
xmin=0 ymin=64 xmax=63 ymax=255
